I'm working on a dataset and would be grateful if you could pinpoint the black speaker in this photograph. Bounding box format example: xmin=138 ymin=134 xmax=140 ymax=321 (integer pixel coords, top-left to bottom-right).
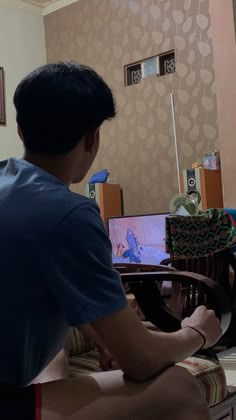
xmin=181 ymin=168 xmax=223 ymax=211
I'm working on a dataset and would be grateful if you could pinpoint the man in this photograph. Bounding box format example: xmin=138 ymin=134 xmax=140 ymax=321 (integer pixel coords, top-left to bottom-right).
xmin=0 ymin=62 xmax=222 ymax=420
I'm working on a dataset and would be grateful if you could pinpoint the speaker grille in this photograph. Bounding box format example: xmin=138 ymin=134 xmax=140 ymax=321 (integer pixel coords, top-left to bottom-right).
xmin=85 ymin=184 xmax=99 ymax=203
xmin=182 ymin=168 xmax=202 ymax=210
xmin=188 ymin=190 xmax=201 ymax=205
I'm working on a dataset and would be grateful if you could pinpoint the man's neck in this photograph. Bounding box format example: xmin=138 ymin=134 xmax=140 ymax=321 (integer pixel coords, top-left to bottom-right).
xmin=23 ymin=152 xmax=70 ymax=185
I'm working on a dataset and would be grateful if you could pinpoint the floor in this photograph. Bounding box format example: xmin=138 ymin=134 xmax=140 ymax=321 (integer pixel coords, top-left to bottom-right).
xmin=218 ymin=347 xmax=236 ymax=386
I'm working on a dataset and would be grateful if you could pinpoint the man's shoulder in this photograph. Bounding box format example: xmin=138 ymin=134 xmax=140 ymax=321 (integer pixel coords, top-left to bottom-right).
xmin=55 ymin=189 xmax=101 ymax=227
xmin=42 ymin=187 xmax=100 ymax=230
xmin=0 ymin=157 xmax=100 ymax=231
xmin=64 ymin=189 xmax=92 ymax=208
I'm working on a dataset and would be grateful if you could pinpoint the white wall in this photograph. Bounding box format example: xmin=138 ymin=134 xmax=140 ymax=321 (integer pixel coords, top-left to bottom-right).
xmin=0 ymin=5 xmax=46 ymax=159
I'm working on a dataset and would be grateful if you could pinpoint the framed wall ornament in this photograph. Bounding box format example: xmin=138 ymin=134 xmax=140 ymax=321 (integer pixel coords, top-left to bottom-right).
xmin=0 ymin=68 xmax=6 ymax=125
xmin=233 ymin=0 xmax=236 ymax=39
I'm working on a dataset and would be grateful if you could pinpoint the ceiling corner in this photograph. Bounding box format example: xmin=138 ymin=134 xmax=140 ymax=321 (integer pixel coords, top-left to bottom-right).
xmin=0 ymin=0 xmax=80 ymax=16
xmin=43 ymin=0 xmax=79 ymax=16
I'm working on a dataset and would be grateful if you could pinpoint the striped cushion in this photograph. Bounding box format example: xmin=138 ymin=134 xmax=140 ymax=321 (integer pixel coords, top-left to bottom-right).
xmin=177 ymin=356 xmax=227 ymax=407
xmin=69 ymin=353 xmax=227 ymax=407
xmin=65 ymin=328 xmax=95 ymax=357
xmin=69 ymin=350 xmax=101 ymax=377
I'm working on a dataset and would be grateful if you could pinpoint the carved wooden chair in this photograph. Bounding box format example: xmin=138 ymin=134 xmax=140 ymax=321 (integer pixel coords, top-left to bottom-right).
xmin=114 ymin=263 xmax=235 ymax=419
xmin=114 ymin=263 xmax=231 ymax=339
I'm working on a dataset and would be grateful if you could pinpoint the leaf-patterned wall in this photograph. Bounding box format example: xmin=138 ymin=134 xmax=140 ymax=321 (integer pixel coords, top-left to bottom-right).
xmin=44 ymin=0 xmax=219 ymax=214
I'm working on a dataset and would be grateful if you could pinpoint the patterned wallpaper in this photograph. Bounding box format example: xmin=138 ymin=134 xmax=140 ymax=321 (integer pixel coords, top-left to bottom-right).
xmin=44 ymin=0 xmax=219 ymax=214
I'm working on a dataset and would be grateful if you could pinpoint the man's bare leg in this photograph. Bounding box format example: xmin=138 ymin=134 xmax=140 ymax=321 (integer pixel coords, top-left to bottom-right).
xmin=41 ymin=365 xmax=210 ymax=420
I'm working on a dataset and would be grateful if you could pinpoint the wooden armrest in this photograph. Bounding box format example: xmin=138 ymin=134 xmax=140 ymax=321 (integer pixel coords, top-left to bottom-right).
xmin=114 ymin=263 xmax=176 ymax=273
xmin=120 ymin=271 xmax=231 ymax=336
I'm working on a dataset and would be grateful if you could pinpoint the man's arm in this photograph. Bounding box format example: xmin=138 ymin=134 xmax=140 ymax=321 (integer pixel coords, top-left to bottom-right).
xmin=92 ymin=304 xmax=222 ymax=381
xmin=80 ymin=324 xmax=115 ymax=370
xmin=80 ymin=324 xmax=106 ymax=351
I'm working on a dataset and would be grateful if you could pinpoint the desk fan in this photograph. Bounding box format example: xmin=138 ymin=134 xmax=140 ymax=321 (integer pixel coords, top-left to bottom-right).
xmin=169 ymin=193 xmax=199 ymax=216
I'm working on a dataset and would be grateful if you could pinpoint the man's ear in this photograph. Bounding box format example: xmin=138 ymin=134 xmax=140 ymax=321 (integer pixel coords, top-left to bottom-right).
xmin=17 ymin=126 xmax=23 ymax=141
xmin=84 ymin=128 xmax=100 ymax=153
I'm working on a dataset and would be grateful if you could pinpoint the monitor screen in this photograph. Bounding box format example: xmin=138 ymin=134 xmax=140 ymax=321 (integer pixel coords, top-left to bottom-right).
xmin=108 ymin=213 xmax=169 ymax=265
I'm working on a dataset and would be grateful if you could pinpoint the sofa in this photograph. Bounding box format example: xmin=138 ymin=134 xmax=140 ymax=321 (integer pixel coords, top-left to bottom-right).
xmin=65 ymin=326 xmax=236 ymax=420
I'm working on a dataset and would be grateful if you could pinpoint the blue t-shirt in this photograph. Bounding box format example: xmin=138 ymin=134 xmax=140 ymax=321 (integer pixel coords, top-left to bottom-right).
xmin=0 ymin=158 xmax=127 ymax=386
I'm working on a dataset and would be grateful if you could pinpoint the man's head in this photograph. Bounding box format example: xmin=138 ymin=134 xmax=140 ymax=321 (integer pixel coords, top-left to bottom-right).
xmin=14 ymin=61 xmax=116 ymax=183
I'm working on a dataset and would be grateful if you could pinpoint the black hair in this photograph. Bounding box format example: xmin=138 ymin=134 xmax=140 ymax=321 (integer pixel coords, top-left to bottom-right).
xmin=13 ymin=61 xmax=116 ymax=155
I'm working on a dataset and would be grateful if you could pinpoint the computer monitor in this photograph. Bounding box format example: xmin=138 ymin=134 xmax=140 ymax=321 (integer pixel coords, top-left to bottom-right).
xmin=108 ymin=213 xmax=169 ymax=265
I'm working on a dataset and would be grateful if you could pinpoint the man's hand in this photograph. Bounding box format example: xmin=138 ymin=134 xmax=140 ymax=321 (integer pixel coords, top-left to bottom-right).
xmin=181 ymin=306 xmax=222 ymax=349
xmin=80 ymin=323 xmax=118 ymax=371
xmin=98 ymin=348 xmax=119 ymax=371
